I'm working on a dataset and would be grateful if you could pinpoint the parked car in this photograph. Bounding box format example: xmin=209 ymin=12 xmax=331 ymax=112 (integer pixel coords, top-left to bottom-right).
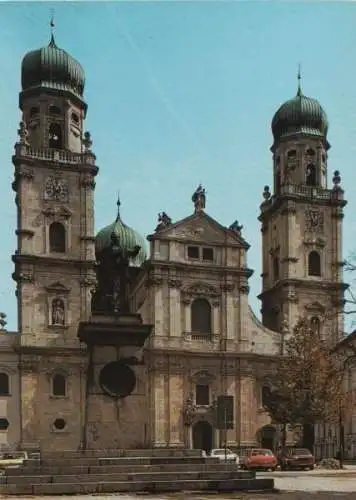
xmin=277 ymin=447 xmax=315 ymax=471
xmin=0 ymin=451 xmax=28 ymax=470
xmin=208 ymin=448 xmax=240 ymax=465
xmin=240 ymin=448 xmax=277 ymax=471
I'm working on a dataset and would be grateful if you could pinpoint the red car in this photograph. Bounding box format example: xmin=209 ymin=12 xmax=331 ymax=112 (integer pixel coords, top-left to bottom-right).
xmin=240 ymin=448 xmax=277 ymax=471
xmin=278 ymin=447 xmax=315 ymax=471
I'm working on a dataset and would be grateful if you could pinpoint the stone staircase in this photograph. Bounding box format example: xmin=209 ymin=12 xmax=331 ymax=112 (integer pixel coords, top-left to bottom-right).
xmin=0 ymin=449 xmax=275 ymax=495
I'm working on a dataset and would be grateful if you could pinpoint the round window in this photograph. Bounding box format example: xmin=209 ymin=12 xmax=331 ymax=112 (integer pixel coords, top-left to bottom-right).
xmin=99 ymin=361 xmax=136 ymax=399
xmin=53 ymin=418 xmax=66 ymax=430
xmin=0 ymin=418 xmax=9 ymax=430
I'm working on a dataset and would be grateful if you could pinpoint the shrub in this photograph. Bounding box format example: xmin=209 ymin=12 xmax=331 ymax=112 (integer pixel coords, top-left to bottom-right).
xmin=317 ymin=458 xmax=341 ymax=469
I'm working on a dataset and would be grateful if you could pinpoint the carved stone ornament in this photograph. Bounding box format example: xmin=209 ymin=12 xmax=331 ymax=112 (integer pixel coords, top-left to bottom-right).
xmin=12 ymin=268 xmax=34 ymax=283
xmin=44 ymin=176 xmax=69 ymax=202
xmin=190 ymin=370 xmax=215 ymax=384
xmin=168 ymin=278 xmax=182 ymax=289
xmin=183 ymin=394 xmax=216 ymax=427
xmin=45 ymin=282 xmax=70 ymax=295
xmin=305 ymin=210 xmax=324 ymax=233
xmin=182 ymin=282 xmax=219 ymax=303
xmin=80 ymin=174 xmax=96 ymax=190
xmin=304 ymin=301 xmax=325 ymax=314
xmin=20 ymin=356 xmax=41 ymax=373
xmin=155 ymin=212 xmax=172 ymax=232
xmin=146 ymin=275 xmax=163 ymax=287
xmin=15 ymin=166 xmax=34 ymax=182
xmin=220 ymin=283 xmax=234 ymax=293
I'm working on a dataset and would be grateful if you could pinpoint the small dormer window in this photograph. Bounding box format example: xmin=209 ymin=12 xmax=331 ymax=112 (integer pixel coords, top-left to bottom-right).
xmin=187 ymin=246 xmax=199 ymax=259
xmin=202 ymin=248 xmax=214 ymax=261
xmin=187 ymin=246 xmax=215 ymax=262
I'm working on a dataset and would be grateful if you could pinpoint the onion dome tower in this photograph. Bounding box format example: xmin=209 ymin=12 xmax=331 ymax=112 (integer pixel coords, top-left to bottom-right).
xmin=258 ymin=68 xmax=347 ymax=344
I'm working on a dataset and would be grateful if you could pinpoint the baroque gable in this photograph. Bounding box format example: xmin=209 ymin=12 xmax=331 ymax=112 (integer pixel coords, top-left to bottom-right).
xmin=149 ymin=211 xmax=249 ymax=249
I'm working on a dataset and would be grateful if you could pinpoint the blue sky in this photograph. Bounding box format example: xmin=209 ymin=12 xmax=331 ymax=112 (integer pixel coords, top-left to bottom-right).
xmin=1 ymin=1 xmax=356 ymax=332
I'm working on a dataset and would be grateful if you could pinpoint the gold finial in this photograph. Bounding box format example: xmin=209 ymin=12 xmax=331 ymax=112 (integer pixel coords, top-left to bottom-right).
xmin=297 ymin=63 xmax=302 ymax=96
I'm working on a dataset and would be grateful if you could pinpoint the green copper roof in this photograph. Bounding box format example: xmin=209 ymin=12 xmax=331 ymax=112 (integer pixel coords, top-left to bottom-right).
xmin=21 ymin=35 xmax=85 ymax=98
xmin=271 ymin=86 xmax=328 ymax=144
xmin=95 ymin=200 xmax=147 ymax=267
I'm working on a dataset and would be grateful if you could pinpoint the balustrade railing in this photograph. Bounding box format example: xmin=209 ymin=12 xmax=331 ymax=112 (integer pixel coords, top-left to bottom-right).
xmin=268 ymin=184 xmax=343 ymax=204
xmin=14 ymin=143 xmax=96 ymax=166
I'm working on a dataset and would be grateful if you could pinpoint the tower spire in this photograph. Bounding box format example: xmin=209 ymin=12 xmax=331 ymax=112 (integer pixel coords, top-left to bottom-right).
xmin=49 ymin=10 xmax=56 ymax=47
xmin=297 ymin=63 xmax=302 ymax=96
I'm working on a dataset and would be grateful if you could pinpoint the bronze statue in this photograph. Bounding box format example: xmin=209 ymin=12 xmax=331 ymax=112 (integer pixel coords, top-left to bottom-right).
xmin=92 ymin=231 xmax=141 ymax=315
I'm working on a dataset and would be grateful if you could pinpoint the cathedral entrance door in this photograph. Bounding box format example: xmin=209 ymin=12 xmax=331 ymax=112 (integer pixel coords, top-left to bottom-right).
xmin=192 ymin=420 xmax=213 ymax=453
xmin=260 ymin=425 xmax=276 ymax=451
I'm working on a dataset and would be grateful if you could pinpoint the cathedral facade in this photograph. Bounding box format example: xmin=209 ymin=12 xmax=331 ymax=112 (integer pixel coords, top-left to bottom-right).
xmin=0 ymin=33 xmax=347 ymax=453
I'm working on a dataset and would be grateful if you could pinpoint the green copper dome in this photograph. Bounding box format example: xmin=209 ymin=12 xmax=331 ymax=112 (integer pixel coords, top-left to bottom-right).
xmin=21 ymin=35 xmax=85 ymax=97
xmin=95 ymin=200 xmax=147 ymax=268
xmin=272 ymin=85 xmax=328 ymax=144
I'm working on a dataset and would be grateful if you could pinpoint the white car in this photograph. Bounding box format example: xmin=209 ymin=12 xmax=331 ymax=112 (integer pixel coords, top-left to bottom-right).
xmin=206 ymin=448 xmax=239 ymax=465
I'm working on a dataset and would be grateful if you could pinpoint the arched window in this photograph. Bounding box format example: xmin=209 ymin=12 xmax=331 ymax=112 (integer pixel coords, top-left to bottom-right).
xmin=308 ymin=251 xmax=321 ymax=277
xmin=30 ymin=107 xmax=39 ymax=117
xmin=306 ymin=148 xmax=315 ymax=156
xmin=49 ymin=222 xmax=66 ymax=253
xmin=49 ymin=105 xmax=61 ymax=116
xmin=310 ymin=316 xmax=321 ymax=336
xmin=275 ymin=171 xmax=281 ymax=194
xmin=71 ymin=112 xmax=79 ymax=124
xmin=49 ymin=123 xmax=63 ymax=149
xmin=0 ymin=373 xmax=9 ymax=396
xmin=191 ymin=298 xmax=212 ymax=334
xmin=52 ymin=374 xmax=66 ymax=397
xmin=287 ymin=149 xmax=297 ymax=158
xmin=306 ymin=164 xmax=317 ymax=186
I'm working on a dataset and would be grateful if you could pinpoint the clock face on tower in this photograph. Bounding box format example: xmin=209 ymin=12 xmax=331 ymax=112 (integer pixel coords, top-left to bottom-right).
xmin=44 ymin=176 xmax=69 ymax=202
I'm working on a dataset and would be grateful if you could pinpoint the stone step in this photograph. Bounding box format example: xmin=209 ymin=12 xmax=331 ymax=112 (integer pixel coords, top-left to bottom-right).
xmin=27 ymin=455 xmax=216 ymax=467
xmin=41 ymin=448 xmax=201 ymax=459
xmin=6 ymin=461 xmax=240 ymax=476
xmin=0 ymin=477 xmax=275 ymax=496
xmin=4 ymin=470 xmax=254 ymax=485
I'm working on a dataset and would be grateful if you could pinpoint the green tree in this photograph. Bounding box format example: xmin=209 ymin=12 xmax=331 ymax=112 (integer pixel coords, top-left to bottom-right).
xmin=263 ymin=318 xmax=345 ymax=450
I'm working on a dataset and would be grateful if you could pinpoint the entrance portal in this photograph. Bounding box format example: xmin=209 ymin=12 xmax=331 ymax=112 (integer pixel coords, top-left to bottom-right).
xmin=192 ymin=420 xmax=213 ymax=453
xmin=260 ymin=425 xmax=276 ymax=451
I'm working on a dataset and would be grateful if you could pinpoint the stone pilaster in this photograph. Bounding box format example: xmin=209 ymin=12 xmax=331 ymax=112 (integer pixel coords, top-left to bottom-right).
xmin=168 ymin=359 xmax=184 ymax=446
xmin=168 ymin=280 xmax=181 ymax=338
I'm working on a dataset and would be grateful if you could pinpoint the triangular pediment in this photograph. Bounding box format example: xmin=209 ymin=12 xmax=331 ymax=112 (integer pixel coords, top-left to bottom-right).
xmin=45 ymin=282 xmax=70 ymax=294
xmin=304 ymin=301 xmax=325 ymax=313
xmin=149 ymin=211 xmax=249 ymax=248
